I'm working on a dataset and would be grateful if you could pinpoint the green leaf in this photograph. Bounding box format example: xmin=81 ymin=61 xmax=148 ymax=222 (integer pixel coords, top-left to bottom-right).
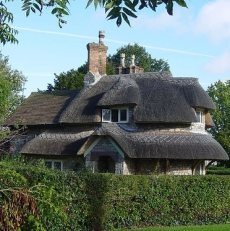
xmin=149 ymin=0 xmax=157 ymax=11
xmin=33 ymin=3 xmax=41 ymax=12
xmin=51 ymin=8 xmax=58 ymax=15
xmin=122 ymin=7 xmax=137 ymax=18
xmin=166 ymin=0 xmax=173 ymax=15
xmin=105 ymin=0 xmax=114 ymax=10
xmin=174 ymin=0 xmax=188 ymax=8
xmin=31 ymin=7 xmax=35 ymax=13
xmin=124 ymin=0 xmax=137 ymax=12
xmin=121 ymin=12 xmax=131 ymax=26
xmin=133 ymin=0 xmax=139 ymax=7
xmin=106 ymin=7 xmax=121 ymax=19
xmin=139 ymin=0 xmax=147 ymax=10
xmin=26 ymin=9 xmax=30 ymax=17
xmin=86 ymin=0 xmax=94 ymax=8
xmin=116 ymin=14 xmax=122 ymax=26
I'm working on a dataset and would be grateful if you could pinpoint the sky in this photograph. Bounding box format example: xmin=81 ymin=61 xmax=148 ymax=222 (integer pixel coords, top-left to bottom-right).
xmin=1 ymin=0 xmax=230 ymax=97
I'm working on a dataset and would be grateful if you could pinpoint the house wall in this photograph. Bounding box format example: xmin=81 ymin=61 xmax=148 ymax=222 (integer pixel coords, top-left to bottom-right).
xmin=168 ymin=160 xmax=193 ymax=175
xmin=122 ymin=159 xmax=205 ymax=175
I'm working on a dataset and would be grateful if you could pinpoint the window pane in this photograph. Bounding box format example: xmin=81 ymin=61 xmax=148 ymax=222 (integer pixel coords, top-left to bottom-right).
xmin=196 ymin=111 xmax=203 ymax=123
xmin=54 ymin=161 xmax=62 ymax=170
xmin=120 ymin=109 xmax=127 ymax=121
xmin=111 ymin=109 xmax=118 ymax=122
xmin=45 ymin=161 xmax=52 ymax=169
xmin=102 ymin=109 xmax=111 ymax=122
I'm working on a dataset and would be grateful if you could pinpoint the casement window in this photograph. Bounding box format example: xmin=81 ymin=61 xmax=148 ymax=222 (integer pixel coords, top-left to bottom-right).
xmin=102 ymin=108 xmax=128 ymax=123
xmin=196 ymin=111 xmax=203 ymax=123
xmin=45 ymin=160 xmax=63 ymax=171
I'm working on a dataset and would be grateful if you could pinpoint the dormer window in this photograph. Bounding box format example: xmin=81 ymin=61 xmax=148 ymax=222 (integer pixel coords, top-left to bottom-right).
xmin=102 ymin=108 xmax=128 ymax=123
xmin=196 ymin=111 xmax=203 ymax=123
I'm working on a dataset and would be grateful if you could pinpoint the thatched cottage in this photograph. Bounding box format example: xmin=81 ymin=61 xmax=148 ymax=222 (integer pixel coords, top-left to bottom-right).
xmin=7 ymin=32 xmax=228 ymax=175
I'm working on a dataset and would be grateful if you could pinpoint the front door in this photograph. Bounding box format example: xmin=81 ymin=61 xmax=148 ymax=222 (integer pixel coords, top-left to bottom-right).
xmin=97 ymin=156 xmax=115 ymax=173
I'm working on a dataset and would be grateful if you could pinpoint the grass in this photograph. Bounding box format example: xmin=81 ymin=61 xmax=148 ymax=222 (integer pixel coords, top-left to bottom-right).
xmin=118 ymin=224 xmax=230 ymax=231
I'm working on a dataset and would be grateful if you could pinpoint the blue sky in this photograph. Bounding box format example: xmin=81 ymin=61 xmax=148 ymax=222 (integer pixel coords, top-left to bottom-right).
xmin=1 ymin=0 xmax=230 ymax=97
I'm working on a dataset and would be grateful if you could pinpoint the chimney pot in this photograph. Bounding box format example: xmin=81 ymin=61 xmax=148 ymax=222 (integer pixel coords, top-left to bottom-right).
xmin=120 ymin=53 xmax=125 ymax=67
xmin=131 ymin=54 xmax=135 ymax=66
xmin=99 ymin=31 xmax=105 ymax=44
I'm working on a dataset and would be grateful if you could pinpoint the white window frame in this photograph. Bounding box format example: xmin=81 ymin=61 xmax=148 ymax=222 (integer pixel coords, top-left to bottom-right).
xmin=196 ymin=111 xmax=203 ymax=123
xmin=45 ymin=160 xmax=63 ymax=171
xmin=102 ymin=109 xmax=111 ymax=122
xmin=102 ymin=108 xmax=129 ymax=123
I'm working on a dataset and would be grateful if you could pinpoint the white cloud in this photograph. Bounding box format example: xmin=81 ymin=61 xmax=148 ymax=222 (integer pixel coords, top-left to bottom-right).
xmin=196 ymin=0 xmax=230 ymax=42
xmin=205 ymin=52 xmax=230 ymax=74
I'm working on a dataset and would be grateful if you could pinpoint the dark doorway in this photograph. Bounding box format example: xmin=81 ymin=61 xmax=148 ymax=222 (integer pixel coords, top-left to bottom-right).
xmin=98 ymin=156 xmax=115 ymax=173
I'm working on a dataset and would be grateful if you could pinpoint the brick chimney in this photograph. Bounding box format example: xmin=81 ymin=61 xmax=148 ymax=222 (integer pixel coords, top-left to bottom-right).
xmin=116 ymin=54 xmax=144 ymax=74
xmin=87 ymin=31 xmax=108 ymax=76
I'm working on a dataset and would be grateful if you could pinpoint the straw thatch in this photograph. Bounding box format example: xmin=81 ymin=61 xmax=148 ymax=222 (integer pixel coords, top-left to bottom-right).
xmin=21 ymin=130 xmax=93 ymax=155
xmin=80 ymin=123 xmax=228 ymax=160
xmin=6 ymin=90 xmax=77 ymax=125
xmin=7 ymin=72 xmax=215 ymax=125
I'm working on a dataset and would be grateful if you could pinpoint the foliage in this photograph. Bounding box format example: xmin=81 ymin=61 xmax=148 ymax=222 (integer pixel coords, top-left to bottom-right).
xmin=108 ymin=43 xmax=171 ymax=73
xmin=0 ymin=1 xmax=18 ymax=44
xmin=0 ymin=0 xmax=188 ymax=45
xmin=0 ymin=158 xmax=230 ymax=230
xmin=119 ymin=223 xmax=230 ymax=231
xmin=47 ymin=68 xmax=85 ymax=91
xmin=207 ymin=166 xmax=230 ymax=176
xmin=207 ymin=81 xmax=230 ymax=166
xmin=0 ymin=53 xmax=26 ymax=124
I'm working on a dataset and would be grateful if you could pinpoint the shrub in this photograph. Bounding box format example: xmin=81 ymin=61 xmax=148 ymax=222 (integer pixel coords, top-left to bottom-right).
xmin=207 ymin=166 xmax=230 ymax=175
xmin=0 ymin=159 xmax=230 ymax=230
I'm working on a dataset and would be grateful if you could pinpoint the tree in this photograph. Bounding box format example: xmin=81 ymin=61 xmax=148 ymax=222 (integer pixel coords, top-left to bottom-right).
xmin=0 ymin=53 xmax=26 ymax=123
xmin=108 ymin=43 xmax=170 ymax=73
xmin=48 ymin=44 xmax=171 ymax=90
xmin=47 ymin=64 xmax=87 ymax=91
xmin=0 ymin=0 xmax=188 ymax=45
xmin=207 ymin=81 xmax=230 ymax=166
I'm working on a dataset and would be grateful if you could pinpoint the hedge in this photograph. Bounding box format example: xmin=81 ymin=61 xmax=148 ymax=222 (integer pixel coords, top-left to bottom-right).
xmin=0 ymin=159 xmax=230 ymax=230
xmin=207 ymin=166 xmax=230 ymax=175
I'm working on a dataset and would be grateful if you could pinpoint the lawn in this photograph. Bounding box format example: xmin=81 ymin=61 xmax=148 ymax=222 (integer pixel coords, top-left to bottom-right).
xmin=119 ymin=224 xmax=230 ymax=231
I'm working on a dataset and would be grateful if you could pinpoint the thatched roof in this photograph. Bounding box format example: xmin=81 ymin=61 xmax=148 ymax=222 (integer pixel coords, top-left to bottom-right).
xmin=7 ymin=72 xmax=215 ymax=125
xmin=6 ymin=91 xmax=77 ymax=125
xmin=21 ymin=130 xmax=93 ymax=155
xmin=60 ymin=73 xmax=215 ymax=124
xmin=79 ymin=123 xmax=228 ymax=160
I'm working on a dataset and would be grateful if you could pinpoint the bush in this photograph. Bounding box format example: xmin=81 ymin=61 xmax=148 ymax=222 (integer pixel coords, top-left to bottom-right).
xmin=207 ymin=166 xmax=230 ymax=175
xmin=0 ymin=159 xmax=230 ymax=230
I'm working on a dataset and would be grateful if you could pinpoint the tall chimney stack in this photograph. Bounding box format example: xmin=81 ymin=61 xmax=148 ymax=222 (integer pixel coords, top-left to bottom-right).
xmin=87 ymin=31 xmax=108 ymax=76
